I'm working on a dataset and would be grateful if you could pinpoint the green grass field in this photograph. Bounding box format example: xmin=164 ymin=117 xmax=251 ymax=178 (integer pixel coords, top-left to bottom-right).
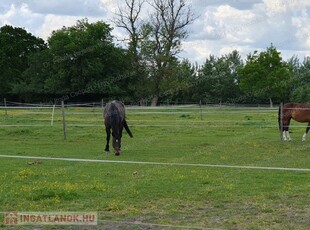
xmin=0 ymin=105 xmax=309 ymax=229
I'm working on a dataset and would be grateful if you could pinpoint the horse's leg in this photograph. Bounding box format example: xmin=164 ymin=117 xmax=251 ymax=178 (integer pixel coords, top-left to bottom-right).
xmin=282 ymin=131 xmax=291 ymax=141
xmin=282 ymin=117 xmax=292 ymax=141
xmin=286 ymin=130 xmax=292 ymax=141
xmin=119 ymin=126 xmax=123 ymax=150
xmin=105 ymin=127 xmax=111 ymax=152
xmin=302 ymin=122 xmax=310 ymax=141
xmin=282 ymin=132 xmax=287 ymax=141
xmin=282 ymin=119 xmax=288 ymax=141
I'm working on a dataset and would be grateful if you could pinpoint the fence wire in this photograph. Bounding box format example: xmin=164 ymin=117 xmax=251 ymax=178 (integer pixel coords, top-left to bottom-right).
xmin=0 ymin=102 xmax=305 ymax=129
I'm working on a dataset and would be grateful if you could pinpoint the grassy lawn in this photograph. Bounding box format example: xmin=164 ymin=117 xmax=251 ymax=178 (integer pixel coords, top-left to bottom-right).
xmin=0 ymin=105 xmax=309 ymax=229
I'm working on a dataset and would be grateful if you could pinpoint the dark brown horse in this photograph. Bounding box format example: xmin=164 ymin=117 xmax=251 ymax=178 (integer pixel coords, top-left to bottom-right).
xmin=278 ymin=103 xmax=310 ymax=141
xmin=103 ymin=101 xmax=133 ymax=155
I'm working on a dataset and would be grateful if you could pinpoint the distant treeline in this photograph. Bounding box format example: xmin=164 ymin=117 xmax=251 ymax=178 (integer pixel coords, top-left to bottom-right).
xmin=1 ymin=20 xmax=310 ymax=106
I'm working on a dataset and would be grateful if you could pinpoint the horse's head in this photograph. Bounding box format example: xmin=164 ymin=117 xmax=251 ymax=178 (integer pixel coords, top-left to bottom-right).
xmin=112 ymin=136 xmax=121 ymax=155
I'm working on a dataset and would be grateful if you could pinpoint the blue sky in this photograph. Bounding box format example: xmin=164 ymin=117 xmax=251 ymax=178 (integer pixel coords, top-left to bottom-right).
xmin=1 ymin=0 xmax=310 ymax=64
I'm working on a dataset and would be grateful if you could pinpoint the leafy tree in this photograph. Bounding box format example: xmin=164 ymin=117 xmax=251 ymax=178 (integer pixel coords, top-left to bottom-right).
xmin=12 ymin=49 xmax=52 ymax=101
xmin=0 ymin=25 xmax=46 ymax=97
xmin=156 ymin=59 xmax=198 ymax=104
xmin=45 ymin=19 xmax=131 ymax=99
xmin=290 ymin=57 xmax=310 ymax=102
xmin=192 ymin=50 xmax=243 ymax=104
xmin=239 ymin=45 xmax=291 ymax=107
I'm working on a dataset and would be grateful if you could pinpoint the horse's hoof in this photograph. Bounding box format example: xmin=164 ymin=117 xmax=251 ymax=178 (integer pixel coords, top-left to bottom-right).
xmin=115 ymin=152 xmax=120 ymax=156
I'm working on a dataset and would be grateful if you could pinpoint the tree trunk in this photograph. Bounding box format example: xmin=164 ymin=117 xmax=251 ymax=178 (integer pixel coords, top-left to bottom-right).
xmin=139 ymin=98 xmax=147 ymax=106
xmin=269 ymin=98 xmax=273 ymax=108
xmin=151 ymin=96 xmax=158 ymax=106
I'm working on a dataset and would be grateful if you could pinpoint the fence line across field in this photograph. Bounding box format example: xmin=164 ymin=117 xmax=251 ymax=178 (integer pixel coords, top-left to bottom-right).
xmin=0 ymin=100 xmax=284 ymax=108
xmin=0 ymin=104 xmax=306 ymax=125
xmin=4 ymin=100 xmax=310 ymax=110
xmin=6 ymin=101 xmax=53 ymax=107
xmin=2 ymin=102 xmax=310 ymax=140
xmin=0 ymin=118 xmax=279 ymax=125
xmin=4 ymin=100 xmax=101 ymax=107
xmin=0 ymin=124 xmax=306 ymax=129
xmin=0 ymin=116 xmax=278 ymax=122
xmin=3 ymin=106 xmax=310 ymax=111
xmin=0 ymin=107 xmax=280 ymax=113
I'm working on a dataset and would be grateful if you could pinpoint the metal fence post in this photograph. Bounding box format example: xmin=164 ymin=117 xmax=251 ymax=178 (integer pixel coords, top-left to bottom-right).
xmin=61 ymin=101 xmax=67 ymax=140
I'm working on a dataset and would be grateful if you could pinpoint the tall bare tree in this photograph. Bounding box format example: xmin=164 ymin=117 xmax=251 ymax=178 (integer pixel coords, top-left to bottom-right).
xmin=145 ymin=0 xmax=196 ymax=105
xmin=114 ymin=0 xmax=146 ymax=62
xmin=114 ymin=0 xmax=151 ymax=104
xmin=151 ymin=0 xmax=195 ymax=57
xmin=114 ymin=0 xmax=196 ymax=105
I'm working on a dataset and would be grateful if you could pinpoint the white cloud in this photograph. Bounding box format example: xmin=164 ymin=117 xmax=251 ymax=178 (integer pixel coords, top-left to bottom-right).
xmin=213 ymin=5 xmax=257 ymax=26
xmin=8 ymin=0 xmax=107 ymax=16
xmin=185 ymin=0 xmax=310 ymax=62
xmin=0 ymin=4 xmax=44 ymax=34
xmin=38 ymin=15 xmax=82 ymax=40
xmin=0 ymin=2 xmax=112 ymax=40
xmin=181 ymin=40 xmax=213 ymax=63
xmin=263 ymin=0 xmax=310 ymax=15
xmin=100 ymin=0 xmax=118 ymax=13
xmin=0 ymin=4 xmax=16 ymax=24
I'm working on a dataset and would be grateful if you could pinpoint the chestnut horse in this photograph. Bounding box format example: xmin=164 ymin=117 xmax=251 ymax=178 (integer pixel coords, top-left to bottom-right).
xmin=278 ymin=103 xmax=310 ymax=141
xmin=103 ymin=101 xmax=133 ymax=155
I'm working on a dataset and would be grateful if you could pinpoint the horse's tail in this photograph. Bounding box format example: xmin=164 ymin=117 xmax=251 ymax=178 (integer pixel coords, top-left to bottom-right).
xmin=278 ymin=104 xmax=282 ymax=131
xmin=107 ymin=103 xmax=121 ymax=137
xmin=124 ymin=119 xmax=133 ymax=138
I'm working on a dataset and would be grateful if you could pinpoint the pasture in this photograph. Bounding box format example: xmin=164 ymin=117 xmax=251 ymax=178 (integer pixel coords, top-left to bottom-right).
xmin=0 ymin=104 xmax=309 ymax=229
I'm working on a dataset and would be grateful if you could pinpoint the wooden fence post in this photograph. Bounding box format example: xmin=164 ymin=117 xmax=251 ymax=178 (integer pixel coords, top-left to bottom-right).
xmin=51 ymin=104 xmax=56 ymax=126
xmin=4 ymin=98 xmax=7 ymax=116
xmin=61 ymin=101 xmax=67 ymax=140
